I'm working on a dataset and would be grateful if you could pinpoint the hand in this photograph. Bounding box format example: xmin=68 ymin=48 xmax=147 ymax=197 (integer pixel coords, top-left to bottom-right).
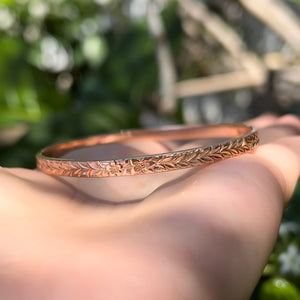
xmin=0 ymin=114 xmax=299 ymax=300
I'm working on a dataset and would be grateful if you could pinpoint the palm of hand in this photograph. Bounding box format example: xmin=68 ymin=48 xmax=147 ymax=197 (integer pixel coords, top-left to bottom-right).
xmin=0 ymin=115 xmax=299 ymax=300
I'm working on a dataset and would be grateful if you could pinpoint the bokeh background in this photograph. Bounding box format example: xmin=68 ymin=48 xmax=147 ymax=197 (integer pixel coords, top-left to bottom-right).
xmin=0 ymin=0 xmax=300 ymax=298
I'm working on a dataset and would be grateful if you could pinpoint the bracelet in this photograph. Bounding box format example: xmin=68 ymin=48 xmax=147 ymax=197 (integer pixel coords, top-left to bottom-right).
xmin=36 ymin=124 xmax=259 ymax=178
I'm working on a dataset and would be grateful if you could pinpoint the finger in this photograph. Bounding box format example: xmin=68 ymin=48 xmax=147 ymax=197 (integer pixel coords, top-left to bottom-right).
xmin=254 ymin=136 xmax=300 ymax=202
xmin=277 ymin=114 xmax=300 ymax=127
xmin=245 ymin=113 xmax=278 ymax=128
xmin=256 ymin=114 xmax=300 ymax=144
xmin=174 ymin=114 xmax=300 ymax=150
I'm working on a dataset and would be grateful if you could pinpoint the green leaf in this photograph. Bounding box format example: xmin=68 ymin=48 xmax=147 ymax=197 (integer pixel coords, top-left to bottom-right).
xmin=259 ymin=277 xmax=300 ymax=300
xmin=81 ymin=35 xmax=107 ymax=67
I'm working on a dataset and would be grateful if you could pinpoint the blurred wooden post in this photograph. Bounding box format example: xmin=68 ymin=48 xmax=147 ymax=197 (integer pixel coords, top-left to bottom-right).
xmin=149 ymin=0 xmax=300 ymax=108
xmin=147 ymin=0 xmax=177 ymax=114
xmin=175 ymin=0 xmax=267 ymax=98
xmin=240 ymin=0 xmax=300 ymax=52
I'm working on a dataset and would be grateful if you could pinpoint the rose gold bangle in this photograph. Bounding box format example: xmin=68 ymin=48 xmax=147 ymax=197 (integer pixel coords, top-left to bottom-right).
xmin=36 ymin=124 xmax=259 ymax=178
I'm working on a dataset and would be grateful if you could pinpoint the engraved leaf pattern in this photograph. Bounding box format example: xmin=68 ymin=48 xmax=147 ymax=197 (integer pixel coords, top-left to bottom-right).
xmin=37 ymin=131 xmax=259 ymax=177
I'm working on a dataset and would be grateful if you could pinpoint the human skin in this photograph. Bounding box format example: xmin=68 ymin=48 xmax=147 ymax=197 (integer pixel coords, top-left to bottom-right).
xmin=0 ymin=114 xmax=299 ymax=300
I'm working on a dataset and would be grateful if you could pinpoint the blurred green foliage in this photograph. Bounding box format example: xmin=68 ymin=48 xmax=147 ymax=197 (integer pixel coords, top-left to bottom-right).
xmin=0 ymin=0 xmax=185 ymax=167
